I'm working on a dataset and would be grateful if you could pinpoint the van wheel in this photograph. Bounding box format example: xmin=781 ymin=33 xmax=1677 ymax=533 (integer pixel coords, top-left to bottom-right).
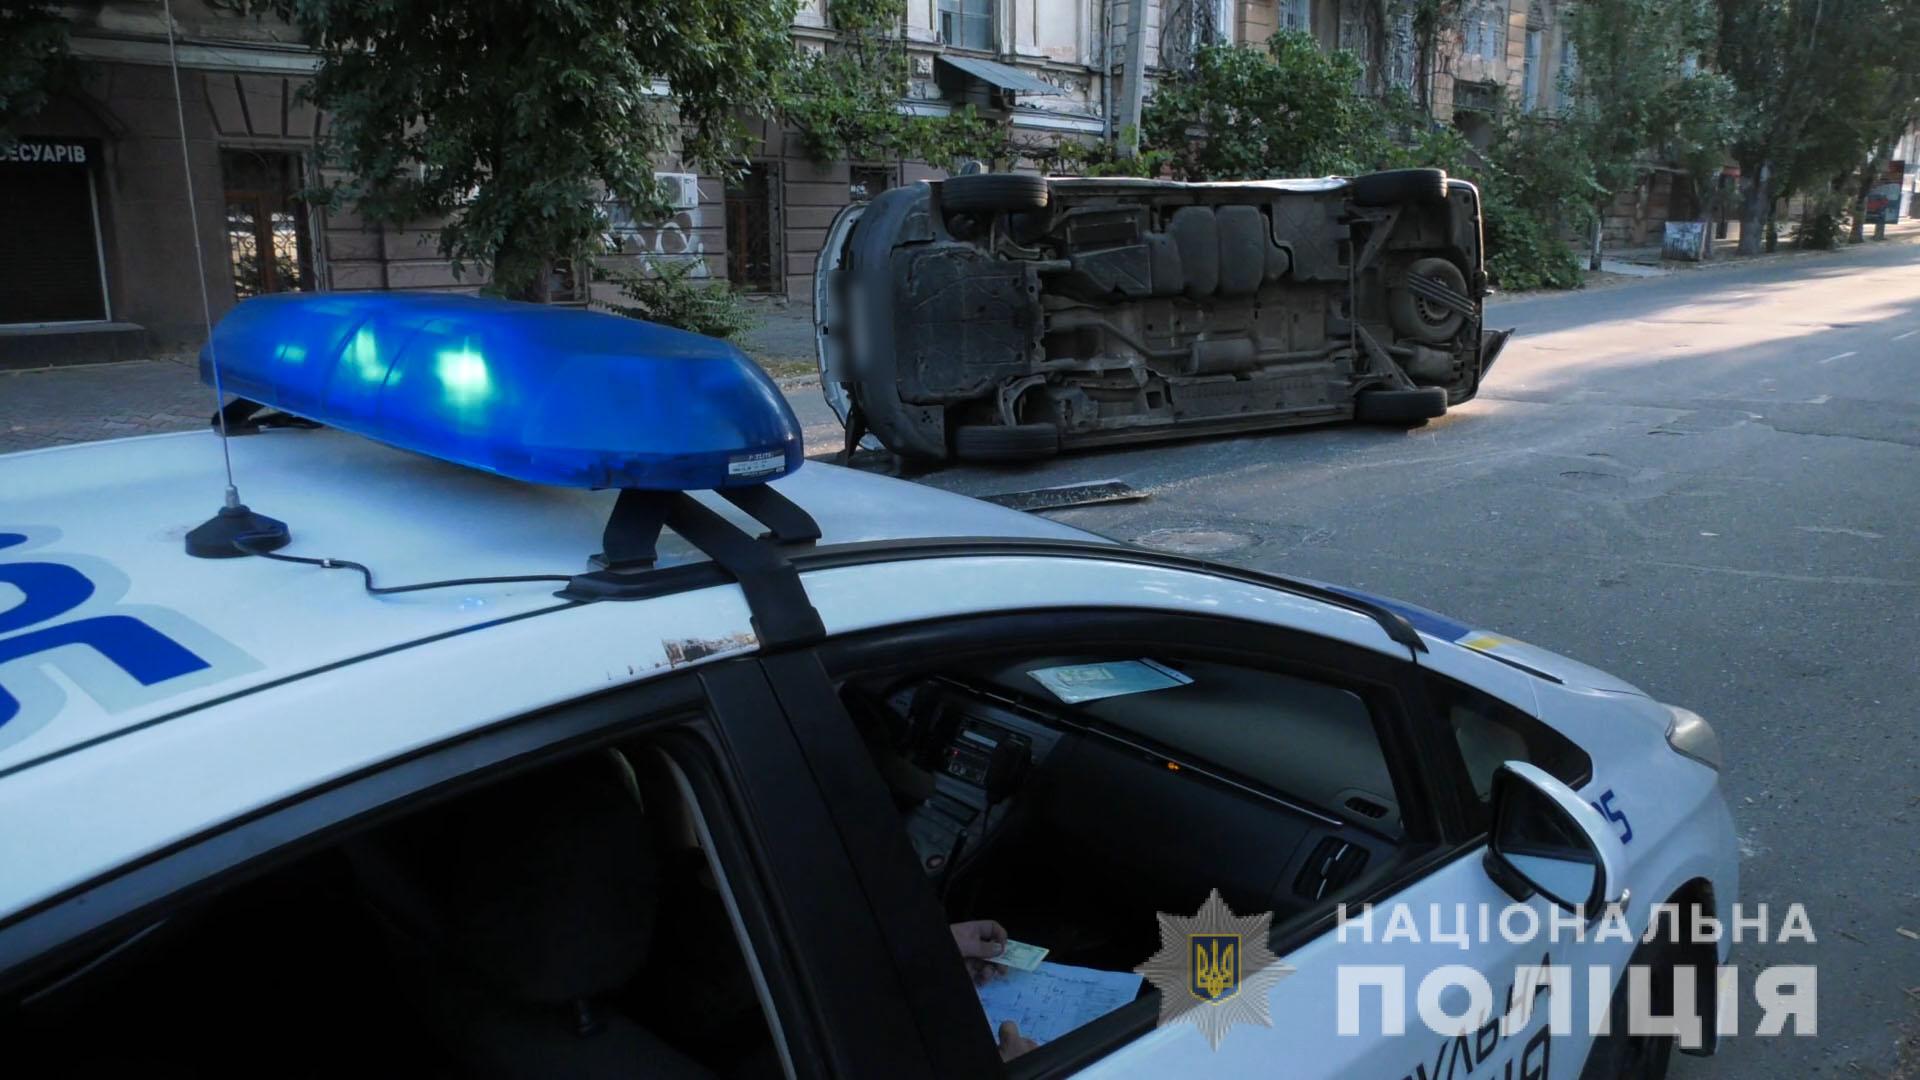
xmin=953 ymin=422 xmax=1061 ymax=463
xmin=941 ymin=173 xmax=1051 ymax=215
xmin=1354 ymin=387 xmax=1447 ymax=426
xmin=1349 ymin=168 xmax=1449 ymax=206
xmin=1389 ymin=257 xmax=1471 ymax=343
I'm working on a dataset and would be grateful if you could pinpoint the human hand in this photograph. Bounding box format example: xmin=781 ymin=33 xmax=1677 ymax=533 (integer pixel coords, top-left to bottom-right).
xmin=951 ymin=919 xmax=1008 ymax=985
xmin=997 ymin=1019 xmax=1038 ymax=1061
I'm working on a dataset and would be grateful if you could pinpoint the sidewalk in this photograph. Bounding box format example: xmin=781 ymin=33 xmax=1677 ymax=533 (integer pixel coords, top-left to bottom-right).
xmin=1598 ymin=218 xmax=1920 ymax=275
xmin=1493 ymin=218 xmax=1920 ymax=300
xmin=0 ymin=351 xmax=210 ymax=455
xmin=737 ymin=295 xmax=819 ymax=378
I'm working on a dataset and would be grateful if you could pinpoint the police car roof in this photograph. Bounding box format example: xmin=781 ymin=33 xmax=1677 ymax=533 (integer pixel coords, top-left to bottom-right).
xmin=2 ymin=426 xmax=1096 ymax=775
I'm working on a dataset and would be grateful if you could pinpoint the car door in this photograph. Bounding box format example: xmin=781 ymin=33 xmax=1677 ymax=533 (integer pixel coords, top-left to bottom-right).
xmin=749 ymin=587 xmax=1606 ymax=1078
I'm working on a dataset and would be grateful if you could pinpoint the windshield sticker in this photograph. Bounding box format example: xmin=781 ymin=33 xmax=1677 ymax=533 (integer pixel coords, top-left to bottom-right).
xmin=0 ymin=529 xmax=259 ymax=753
xmin=1027 ymin=659 xmax=1193 ymax=704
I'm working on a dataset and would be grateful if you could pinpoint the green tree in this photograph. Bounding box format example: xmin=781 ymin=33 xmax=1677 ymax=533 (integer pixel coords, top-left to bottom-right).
xmin=1840 ymin=2 xmax=1920 ymax=241
xmin=1143 ymin=33 xmax=1381 ymax=180
xmin=1373 ymin=85 xmax=1603 ymax=290
xmin=1407 ymin=0 xmax=1466 ymax=116
xmin=1565 ymin=0 xmax=1725 ymax=267
xmin=1653 ymin=70 xmax=1740 ymax=257
xmin=0 ymin=0 xmax=70 ymax=148
xmin=1714 ymin=0 xmax=1888 ymax=254
xmin=274 ymin=0 xmax=798 ymax=298
xmin=776 ymin=0 xmax=1008 ymax=171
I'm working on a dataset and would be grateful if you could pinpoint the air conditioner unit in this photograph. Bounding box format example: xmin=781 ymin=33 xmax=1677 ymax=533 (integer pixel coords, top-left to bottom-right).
xmin=654 ymin=172 xmax=701 ymax=212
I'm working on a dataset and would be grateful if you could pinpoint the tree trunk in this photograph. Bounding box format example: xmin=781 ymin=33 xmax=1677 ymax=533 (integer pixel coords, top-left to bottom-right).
xmin=1851 ymin=167 xmax=1872 ymax=244
xmin=1589 ymin=211 xmax=1604 ymax=272
xmin=1697 ymin=184 xmax=1716 ymax=261
xmin=1737 ymin=166 xmax=1770 ymax=256
xmin=1854 ymin=137 xmax=1897 ymax=244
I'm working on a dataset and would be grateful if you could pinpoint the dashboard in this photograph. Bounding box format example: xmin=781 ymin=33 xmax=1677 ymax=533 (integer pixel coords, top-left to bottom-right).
xmin=864 ymin=667 xmax=1406 ymax=923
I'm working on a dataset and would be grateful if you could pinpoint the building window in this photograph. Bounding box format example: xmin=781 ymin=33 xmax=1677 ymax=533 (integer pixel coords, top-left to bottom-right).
xmin=0 ymin=138 xmax=109 ymax=325
xmin=1462 ymin=2 xmax=1505 ymax=62
xmin=1521 ymin=29 xmax=1542 ymax=111
xmin=1279 ymin=0 xmax=1311 ymax=33
xmin=937 ymin=0 xmax=993 ymax=50
xmin=1556 ymin=34 xmax=1578 ymax=112
xmin=221 ymin=149 xmax=313 ymax=300
xmin=1213 ymin=0 xmax=1235 ymax=43
xmin=1387 ymin=9 xmax=1417 ymax=89
xmin=849 ymin=165 xmax=892 ymax=202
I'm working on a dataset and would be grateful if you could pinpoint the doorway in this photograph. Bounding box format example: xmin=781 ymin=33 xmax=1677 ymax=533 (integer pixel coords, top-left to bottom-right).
xmin=221 ymin=149 xmax=313 ymax=299
xmin=725 ymin=163 xmax=777 ymax=292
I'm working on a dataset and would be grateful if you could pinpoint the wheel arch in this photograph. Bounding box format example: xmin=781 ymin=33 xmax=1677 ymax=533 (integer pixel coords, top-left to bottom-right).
xmin=1656 ymin=875 xmax=1723 ymax=1057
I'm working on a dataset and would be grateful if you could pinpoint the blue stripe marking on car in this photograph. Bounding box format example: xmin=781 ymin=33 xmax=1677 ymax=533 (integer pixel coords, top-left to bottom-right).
xmin=0 ymin=533 xmax=212 ymax=728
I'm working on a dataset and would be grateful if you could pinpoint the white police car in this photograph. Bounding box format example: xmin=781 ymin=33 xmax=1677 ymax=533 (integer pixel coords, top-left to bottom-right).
xmin=0 ymin=294 xmax=1734 ymax=1078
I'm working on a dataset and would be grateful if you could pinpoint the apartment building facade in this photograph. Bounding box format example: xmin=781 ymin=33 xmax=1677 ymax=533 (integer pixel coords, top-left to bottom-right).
xmin=3 ymin=0 xmax=1574 ymax=367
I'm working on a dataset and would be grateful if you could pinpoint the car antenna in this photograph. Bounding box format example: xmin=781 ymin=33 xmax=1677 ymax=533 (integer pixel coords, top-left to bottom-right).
xmin=163 ymin=0 xmax=292 ymax=560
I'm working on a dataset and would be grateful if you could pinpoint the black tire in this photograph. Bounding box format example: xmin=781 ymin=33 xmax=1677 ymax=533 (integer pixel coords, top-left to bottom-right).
xmin=1388 ymin=256 xmax=1472 ymax=343
xmin=1579 ymin=943 xmax=1678 ymax=1080
xmin=941 ymin=173 xmax=1051 ymax=214
xmin=953 ymin=422 xmax=1061 ymax=463
xmin=1349 ymin=168 xmax=1449 ymax=206
xmin=1354 ymin=387 xmax=1448 ymax=426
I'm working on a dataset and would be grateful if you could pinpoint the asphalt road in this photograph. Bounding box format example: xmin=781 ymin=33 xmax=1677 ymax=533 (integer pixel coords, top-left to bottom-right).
xmin=797 ymin=241 xmax=1920 ymax=1076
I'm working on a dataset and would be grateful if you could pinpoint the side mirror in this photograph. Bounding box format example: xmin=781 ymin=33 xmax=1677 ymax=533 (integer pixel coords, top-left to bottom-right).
xmin=1483 ymin=761 xmax=1623 ymax=915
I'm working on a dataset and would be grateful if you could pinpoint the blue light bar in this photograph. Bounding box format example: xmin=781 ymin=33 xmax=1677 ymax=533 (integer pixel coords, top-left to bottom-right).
xmin=200 ymin=292 xmax=803 ymax=490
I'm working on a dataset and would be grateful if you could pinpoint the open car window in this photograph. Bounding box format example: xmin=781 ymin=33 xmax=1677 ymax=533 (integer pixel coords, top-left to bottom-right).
xmin=826 ymin=624 xmax=1436 ymax=1066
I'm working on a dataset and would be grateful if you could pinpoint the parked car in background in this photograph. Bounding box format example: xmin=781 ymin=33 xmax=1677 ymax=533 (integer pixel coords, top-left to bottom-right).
xmin=816 ymin=169 xmax=1512 ymax=463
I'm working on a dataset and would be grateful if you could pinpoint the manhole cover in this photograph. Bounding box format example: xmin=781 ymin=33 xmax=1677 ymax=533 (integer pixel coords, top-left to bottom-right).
xmin=1134 ymin=528 xmax=1255 ymax=554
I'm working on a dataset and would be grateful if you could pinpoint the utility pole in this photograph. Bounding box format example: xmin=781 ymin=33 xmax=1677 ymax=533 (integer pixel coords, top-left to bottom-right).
xmin=1115 ymin=0 xmax=1148 ymax=157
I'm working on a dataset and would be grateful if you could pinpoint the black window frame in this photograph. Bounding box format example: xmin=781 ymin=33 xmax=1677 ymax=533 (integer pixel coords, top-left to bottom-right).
xmin=1425 ymin=669 xmax=1595 ymax=837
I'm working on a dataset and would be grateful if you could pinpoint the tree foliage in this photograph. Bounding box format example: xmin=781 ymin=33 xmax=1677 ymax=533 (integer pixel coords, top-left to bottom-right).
xmin=597 ymin=256 xmax=756 ymax=340
xmin=1373 ymin=99 xmax=1593 ymax=290
xmin=1130 ymin=35 xmax=1594 ymax=291
xmin=1143 ymin=34 xmax=1384 ymax=180
xmin=275 ymin=0 xmax=798 ymax=298
xmin=1406 ymin=0 xmax=1466 ymax=114
xmin=775 ymin=0 xmax=1010 ymax=170
xmin=1566 ymin=0 xmax=1726 ymax=196
xmin=0 ymin=0 xmax=70 ymax=148
xmin=1712 ymin=0 xmax=1920 ymax=253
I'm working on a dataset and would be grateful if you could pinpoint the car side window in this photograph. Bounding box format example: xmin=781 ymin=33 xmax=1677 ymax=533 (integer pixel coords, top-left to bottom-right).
xmin=1427 ymin=673 xmax=1591 ymax=833
xmin=10 ymin=739 xmax=793 ymax=1079
xmin=830 ymin=641 xmax=1426 ymax=1061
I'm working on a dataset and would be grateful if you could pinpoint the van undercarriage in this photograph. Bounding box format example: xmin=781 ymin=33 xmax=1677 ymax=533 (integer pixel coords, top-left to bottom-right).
xmin=816 ymin=170 xmax=1511 ymax=463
